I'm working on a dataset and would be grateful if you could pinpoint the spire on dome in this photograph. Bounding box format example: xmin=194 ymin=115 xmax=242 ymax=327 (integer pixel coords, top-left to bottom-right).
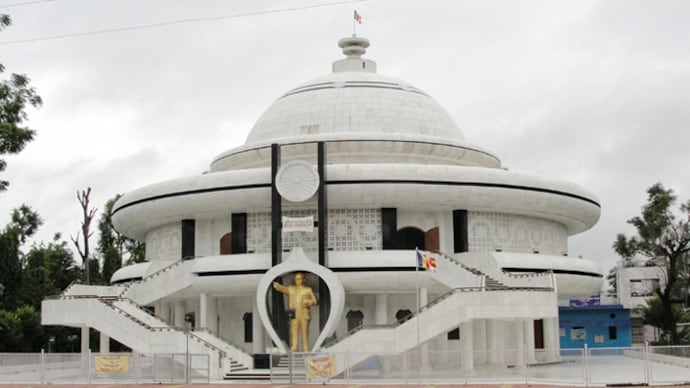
xmin=332 ymin=36 xmax=377 ymax=73
xmin=338 ymin=36 xmax=369 ymax=58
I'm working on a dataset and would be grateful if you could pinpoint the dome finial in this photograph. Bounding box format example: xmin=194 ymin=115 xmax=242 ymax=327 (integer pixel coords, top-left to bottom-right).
xmin=332 ymin=36 xmax=376 ymax=73
xmin=338 ymin=36 xmax=370 ymax=58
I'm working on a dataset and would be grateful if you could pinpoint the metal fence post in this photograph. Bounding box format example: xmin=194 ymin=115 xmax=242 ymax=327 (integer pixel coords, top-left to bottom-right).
xmin=403 ymin=352 xmax=408 ymax=384
xmin=524 ymin=345 xmax=529 ymax=384
xmin=40 ymin=349 xmax=45 ymax=384
xmin=87 ymin=349 xmax=92 ymax=383
xmin=135 ymin=352 xmax=141 ymax=383
xmin=583 ymin=344 xmax=589 ymax=387
xmin=644 ymin=341 xmax=650 ymax=385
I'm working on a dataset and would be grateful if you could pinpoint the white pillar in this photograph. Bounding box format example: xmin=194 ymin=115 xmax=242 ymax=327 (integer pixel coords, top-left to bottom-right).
xmin=200 ymin=293 xmax=208 ymax=329
xmin=208 ymin=296 xmax=218 ymax=333
xmin=174 ymin=301 xmax=185 ymax=328
xmin=524 ymin=319 xmax=537 ymax=363
xmin=81 ymin=325 xmax=90 ymax=372
xmin=487 ymin=319 xmax=500 ymax=365
xmin=515 ymin=320 xmax=525 ymax=368
xmin=543 ymin=317 xmax=559 ymax=361
xmin=252 ymin=299 xmax=265 ymax=353
xmin=375 ymin=294 xmax=388 ymax=324
xmin=552 ymin=317 xmax=561 ymax=361
xmin=99 ymin=332 xmax=110 ymax=353
xmin=419 ymin=287 xmax=431 ymax=370
xmin=375 ymin=293 xmax=391 ymax=374
xmin=473 ymin=319 xmax=487 ymax=365
xmin=461 ymin=320 xmax=474 ymax=374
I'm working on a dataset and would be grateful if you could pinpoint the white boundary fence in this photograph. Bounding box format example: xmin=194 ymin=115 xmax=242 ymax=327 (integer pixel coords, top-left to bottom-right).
xmin=1 ymin=346 xmax=689 ymax=385
xmin=269 ymin=345 xmax=690 ymax=386
xmin=0 ymin=351 xmax=209 ymax=384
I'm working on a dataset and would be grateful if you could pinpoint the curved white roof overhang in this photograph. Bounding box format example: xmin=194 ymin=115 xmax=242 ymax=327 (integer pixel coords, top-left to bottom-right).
xmin=112 ymin=163 xmax=600 ymax=240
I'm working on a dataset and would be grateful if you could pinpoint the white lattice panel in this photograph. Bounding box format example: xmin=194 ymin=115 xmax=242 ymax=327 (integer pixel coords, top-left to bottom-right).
xmin=247 ymin=209 xmax=382 ymax=253
xmin=468 ymin=211 xmax=567 ymax=254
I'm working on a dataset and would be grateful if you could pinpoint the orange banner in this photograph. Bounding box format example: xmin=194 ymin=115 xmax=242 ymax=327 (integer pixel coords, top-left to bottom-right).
xmin=305 ymin=354 xmax=336 ymax=378
xmin=94 ymin=355 xmax=129 ymax=373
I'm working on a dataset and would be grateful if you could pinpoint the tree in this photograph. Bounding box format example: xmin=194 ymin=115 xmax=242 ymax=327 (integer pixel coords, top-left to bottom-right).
xmin=98 ymin=194 xmax=145 ymax=283
xmin=71 ymin=188 xmax=96 ymax=284
xmin=614 ymin=183 xmax=690 ymax=344
xmin=21 ymin=234 xmax=80 ymax=309
xmin=0 ymin=14 xmax=42 ymax=192
xmin=0 ymin=205 xmax=42 ymax=310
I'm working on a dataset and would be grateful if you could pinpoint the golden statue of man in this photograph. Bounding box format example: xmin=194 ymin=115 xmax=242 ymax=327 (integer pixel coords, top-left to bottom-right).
xmin=273 ymin=272 xmax=318 ymax=352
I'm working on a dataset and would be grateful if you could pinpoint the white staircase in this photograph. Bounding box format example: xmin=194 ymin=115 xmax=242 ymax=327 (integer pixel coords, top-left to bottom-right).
xmin=121 ymin=259 xmax=193 ymax=305
xmin=321 ymin=287 xmax=556 ymax=375
xmin=42 ymin=293 xmax=253 ymax=378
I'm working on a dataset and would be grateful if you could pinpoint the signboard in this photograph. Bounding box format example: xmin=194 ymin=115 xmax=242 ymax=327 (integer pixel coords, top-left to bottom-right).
xmin=569 ymin=295 xmax=601 ymax=307
xmin=282 ymin=216 xmax=315 ymax=233
xmin=305 ymin=354 xmax=336 ymax=378
xmin=94 ymin=355 xmax=129 ymax=373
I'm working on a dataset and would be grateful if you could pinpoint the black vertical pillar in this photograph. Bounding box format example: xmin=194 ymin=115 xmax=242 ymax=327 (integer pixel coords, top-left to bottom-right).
xmin=270 ymin=143 xmax=287 ymax=341
xmin=231 ymin=213 xmax=247 ymax=254
xmin=453 ymin=209 xmax=469 ymax=253
xmin=382 ymin=208 xmax=398 ymax=249
xmin=181 ymin=219 xmax=195 ymax=259
xmin=271 ymin=143 xmax=282 ymax=266
xmin=317 ymin=142 xmax=330 ymax=330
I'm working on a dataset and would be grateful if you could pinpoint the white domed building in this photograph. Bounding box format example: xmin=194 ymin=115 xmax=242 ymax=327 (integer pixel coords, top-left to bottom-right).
xmin=43 ymin=36 xmax=603 ymax=380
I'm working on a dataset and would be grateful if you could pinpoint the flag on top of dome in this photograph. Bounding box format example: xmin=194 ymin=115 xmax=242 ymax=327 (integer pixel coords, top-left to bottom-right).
xmin=354 ymin=10 xmax=362 ymax=24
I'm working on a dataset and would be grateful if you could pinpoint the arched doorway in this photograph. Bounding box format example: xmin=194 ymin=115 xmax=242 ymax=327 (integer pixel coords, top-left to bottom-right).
xmin=396 ymin=227 xmax=425 ymax=250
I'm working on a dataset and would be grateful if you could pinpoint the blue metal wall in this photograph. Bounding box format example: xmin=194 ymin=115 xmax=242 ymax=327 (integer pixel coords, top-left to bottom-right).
xmin=559 ymin=305 xmax=631 ymax=348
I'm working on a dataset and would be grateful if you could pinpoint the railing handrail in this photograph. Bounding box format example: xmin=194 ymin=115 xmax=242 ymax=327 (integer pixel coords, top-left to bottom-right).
xmin=323 ymin=284 xmax=554 ymax=348
xmin=430 ymin=249 xmax=485 ymax=276
xmin=118 ymin=258 xmax=187 ymax=298
xmin=192 ymin=327 xmax=252 ymax=357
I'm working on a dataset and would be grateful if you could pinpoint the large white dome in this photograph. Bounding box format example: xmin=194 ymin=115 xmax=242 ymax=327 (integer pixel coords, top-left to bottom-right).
xmin=245 ymin=71 xmax=465 ymax=144
xmin=210 ymin=36 xmax=500 ymax=171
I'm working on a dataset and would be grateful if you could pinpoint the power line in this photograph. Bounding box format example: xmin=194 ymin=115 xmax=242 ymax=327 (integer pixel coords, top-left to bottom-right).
xmin=0 ymin=0 xmax=366 ymax=45
xmin=0 ymin=0 xmax=58 ymax=9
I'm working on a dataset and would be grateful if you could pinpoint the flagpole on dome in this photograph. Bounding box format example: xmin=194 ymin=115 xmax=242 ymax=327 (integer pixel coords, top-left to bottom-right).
xmin=353 ymin=10 xmax=362 ymax=36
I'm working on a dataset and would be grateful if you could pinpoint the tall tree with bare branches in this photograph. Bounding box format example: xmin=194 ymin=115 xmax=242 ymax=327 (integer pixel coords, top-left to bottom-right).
xmin=71 ymin=188 xmax=97 ymax=284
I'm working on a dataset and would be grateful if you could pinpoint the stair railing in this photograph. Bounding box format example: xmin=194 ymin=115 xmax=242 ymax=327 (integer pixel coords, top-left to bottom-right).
xmin=322 ymin=280 xmax=555 ymax=349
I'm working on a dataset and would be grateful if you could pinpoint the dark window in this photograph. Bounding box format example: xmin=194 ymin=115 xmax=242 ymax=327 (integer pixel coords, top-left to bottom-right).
xmin=181 ymin=219 xmax=195 ymax=259
xmin=534 ymin=319 xmax=544 ymax=349
xmin=396 ymin=309 xmax=413 ymax=323
xmin=346 ymin=310 xmax=364 ymax=332
xmin=231 ymin=213 xmax=247 ymax=254
xmin=447 ymin=327 xmax=460 ymax=340
xmin=382 ymin=208 xmax=397 ymax=249
xmin=609 ymin=326 xmax=617 ymax=340
xmin=243 ymin=313 xmax=253 ymax=343
xmin=452 ymin=209 xmax=468 ymax=253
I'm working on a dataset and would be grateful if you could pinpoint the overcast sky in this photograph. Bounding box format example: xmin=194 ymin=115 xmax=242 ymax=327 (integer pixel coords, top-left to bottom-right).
xmin=1 ymin=0 xmax=688 ymax=279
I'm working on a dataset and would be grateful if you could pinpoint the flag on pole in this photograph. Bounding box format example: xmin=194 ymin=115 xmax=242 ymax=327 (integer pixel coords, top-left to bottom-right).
xmin=416 ymin=249 xmax=426 ymax=269
xmin=354 ymin=10 xmax=362 ymax=24
xmin=416 ymin=250 xmax=437 ymax=272
xmin=427 ymin=256 xmax=437 ymax=271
